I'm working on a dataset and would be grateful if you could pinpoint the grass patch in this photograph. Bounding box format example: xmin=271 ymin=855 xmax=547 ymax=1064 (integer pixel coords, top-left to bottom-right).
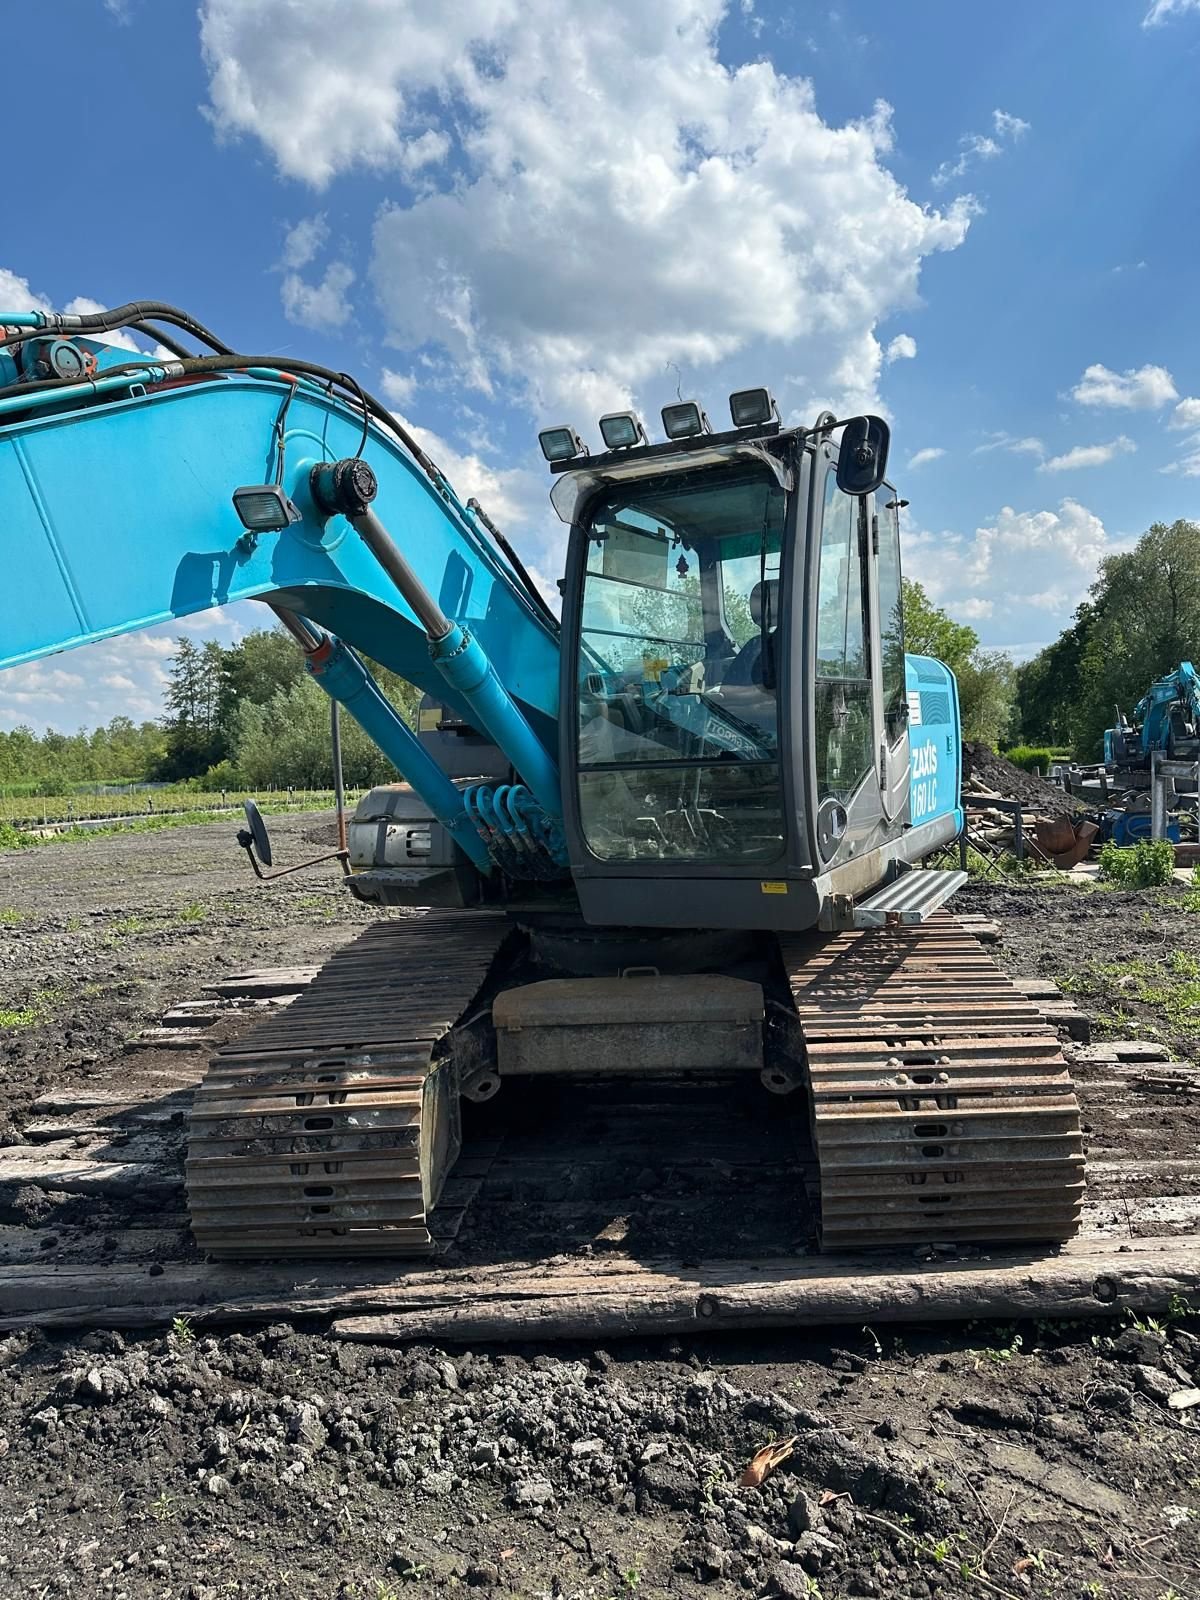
xmin=0 ymin=906 xmax=26 ymax=925
xmin=0 ymin=987 xmax=60 ymax=1030
xmin=1098 ymin=838 xmax=1175 ymax=889
xmin=177 ymin=901 xmax=207 ymax=923
xmin=1059 ymin=954 xmax=1200 ymax=1039
xmin=0 ymin=798 xmax=307 ymax=851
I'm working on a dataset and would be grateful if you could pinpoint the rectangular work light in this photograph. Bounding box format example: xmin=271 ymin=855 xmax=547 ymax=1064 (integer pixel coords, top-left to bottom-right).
xmin=231 ymin=484 xmax=302 ymax=533
xmin=729 ymin=387 xmax=779 ymax=428
xmin=661 ymin=400 xmax=710 ymax=440
xmin=538 ymin=424 xmax=586 ymax=463
xmin=598 ymin=411 xmax=648 ymax=450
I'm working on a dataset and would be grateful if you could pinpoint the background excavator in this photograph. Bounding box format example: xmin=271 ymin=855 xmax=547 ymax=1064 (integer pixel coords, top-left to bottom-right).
xmin=0 ymin=300 xmax=1085 ymax=1262
xmin=1106 ymin=662 xmax=1200 ymax=770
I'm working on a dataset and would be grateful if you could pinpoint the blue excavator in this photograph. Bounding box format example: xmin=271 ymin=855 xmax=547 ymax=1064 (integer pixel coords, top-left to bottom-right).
xmin=1106 ymin=662 xmax=1200 ymax=770
xmin=0 ymin=300 xmax=1084 ymax=1258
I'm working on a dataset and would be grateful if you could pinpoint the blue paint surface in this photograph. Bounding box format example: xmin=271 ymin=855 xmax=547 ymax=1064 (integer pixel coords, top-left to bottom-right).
xmin=905 ymin=654 xmax=963 ymax=838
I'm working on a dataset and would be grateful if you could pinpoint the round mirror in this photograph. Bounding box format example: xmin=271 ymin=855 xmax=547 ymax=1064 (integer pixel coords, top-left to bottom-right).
xmin=243 ymin=798 xmax=273 ymax=867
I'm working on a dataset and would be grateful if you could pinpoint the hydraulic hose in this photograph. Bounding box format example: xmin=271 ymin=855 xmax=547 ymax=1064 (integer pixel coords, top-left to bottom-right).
xmin=0 ymin=301 xmax=232 ymax=354
xmin=0 ymin=316 xmax=555 ymax=629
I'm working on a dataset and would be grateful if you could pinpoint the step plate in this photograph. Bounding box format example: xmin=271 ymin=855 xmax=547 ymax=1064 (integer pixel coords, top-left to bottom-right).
xmin=782 ymin=911 xmax=1085 ymax=1250
xmin=187 ymin=911 xmax=505 ymax=1259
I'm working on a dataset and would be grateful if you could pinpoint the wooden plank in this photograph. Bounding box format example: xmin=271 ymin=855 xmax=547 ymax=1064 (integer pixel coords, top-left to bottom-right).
xmin=1 ymin=1234 xmax=1197 ymax=1336
xmin=0 ymin=1149 xmax=182 ymax=1199
xmin=125 ymin=1029 xmax=210 ymax=1052
xmin=203 ymin=967 xmax=320 ymax=999
xmin=1071 ymin=1040 xmax=1172 ymax=1065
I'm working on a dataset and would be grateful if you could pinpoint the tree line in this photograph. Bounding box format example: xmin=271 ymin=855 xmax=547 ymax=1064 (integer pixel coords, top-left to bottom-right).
xmin=1014 ymin=519 xmax=1200 ymax=760
xmin=2 ymin=630 xmax=419 ymax=793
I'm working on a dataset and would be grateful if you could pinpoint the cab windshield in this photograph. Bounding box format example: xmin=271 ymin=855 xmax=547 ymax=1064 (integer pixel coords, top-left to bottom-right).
xmin=575 ymin=466 xmax=786 ymax=864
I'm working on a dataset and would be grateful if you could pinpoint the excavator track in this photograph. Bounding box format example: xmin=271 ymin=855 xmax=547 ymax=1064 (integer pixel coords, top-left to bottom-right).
xmin=783 ymin=911 xmax=1085 ymax=1249
xmin=187 ymin=911 xmax=506 ymax=1259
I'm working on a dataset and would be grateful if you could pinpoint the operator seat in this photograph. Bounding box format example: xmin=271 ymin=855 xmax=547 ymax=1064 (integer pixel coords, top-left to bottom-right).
xmin=722 ymin=578 xmax=778 ymax=687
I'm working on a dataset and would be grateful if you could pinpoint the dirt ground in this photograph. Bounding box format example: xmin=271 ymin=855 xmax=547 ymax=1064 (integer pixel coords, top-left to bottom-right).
xmin=1 ymin=821 xmax=1198 ymax=1600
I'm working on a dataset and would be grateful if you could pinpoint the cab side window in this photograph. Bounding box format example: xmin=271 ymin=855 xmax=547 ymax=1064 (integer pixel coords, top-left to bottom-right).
xmin=815 ymin=471 xmax=873 ymax=801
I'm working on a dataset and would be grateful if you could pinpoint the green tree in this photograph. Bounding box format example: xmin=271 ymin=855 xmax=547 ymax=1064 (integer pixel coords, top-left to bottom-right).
xmin=1072 ymin=519 xmax=1200 ymax=759
xmin=900 ymin=579 xmax=978 ymax=672
xmin=231 ymin=677 xmax=402 ymax=788
xmin=901 ymin=579 xmax=1016 ymax=747
xmin=1013 ymin=604 xmax=1093 ymax=750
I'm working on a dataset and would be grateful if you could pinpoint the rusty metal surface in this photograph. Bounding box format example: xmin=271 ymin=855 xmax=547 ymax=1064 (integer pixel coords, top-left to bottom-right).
xmin=783 ymin=911 xmax=1086 ymax=1250
xmin=187 ymin=911 xmax=504 ymax=1259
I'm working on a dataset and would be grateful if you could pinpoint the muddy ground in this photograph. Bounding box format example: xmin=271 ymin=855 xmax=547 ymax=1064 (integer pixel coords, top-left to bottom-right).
xmin=1 ymin=821 xmax=1198 ymax=1600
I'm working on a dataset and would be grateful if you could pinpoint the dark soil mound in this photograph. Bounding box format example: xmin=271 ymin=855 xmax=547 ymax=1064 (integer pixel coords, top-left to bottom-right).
xmin=962 ymin=741 xmax=1083 ymax=816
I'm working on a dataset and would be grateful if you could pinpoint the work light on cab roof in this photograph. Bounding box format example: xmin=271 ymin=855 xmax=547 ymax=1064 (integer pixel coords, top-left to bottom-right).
xmin=537 ymin=424 xmax=587 ymax=463
xmin=728 ymin=387 xmax=779 ymax=428
xmin=661 ymin=399 xmax=710 ymax=439
xmin=598 ymin=410 xmax=647 ymax=450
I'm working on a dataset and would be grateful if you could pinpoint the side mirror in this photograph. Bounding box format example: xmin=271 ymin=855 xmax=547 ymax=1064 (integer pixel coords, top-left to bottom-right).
xmin=835 ymin=415 xmax=890 ymax=497
xmin=235 ymin=798 xmax=351 ymax=883
xmin=241 ymin=798 xmax=273 ymax=866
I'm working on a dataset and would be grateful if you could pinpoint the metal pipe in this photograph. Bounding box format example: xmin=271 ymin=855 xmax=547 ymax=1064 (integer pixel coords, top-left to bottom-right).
xmin=354 ymin=505 xmax=453 ymax=640
xmin=331 ymin=698 xmax=347 ymax=854
xmin=1151 ymin=753 xmax=1167 ymax=842
xmin=0 ymin=364 xmax=181 ymax=417
xmin=271 ymin=603 xmax=324 ymax=653
xmin=343 ymin=503 xmax=561 ymax=820
xmin=307 ymin=460 xmax=565 ymax=842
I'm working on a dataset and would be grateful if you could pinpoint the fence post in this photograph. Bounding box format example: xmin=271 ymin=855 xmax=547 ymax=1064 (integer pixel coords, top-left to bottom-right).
xmin=1014 ymin=808 xmax=1024 ymax=862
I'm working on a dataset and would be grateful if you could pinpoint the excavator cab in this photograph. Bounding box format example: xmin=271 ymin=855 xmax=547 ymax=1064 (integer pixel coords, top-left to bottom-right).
xmin=550 ymin=401 xmax=957 ymax=931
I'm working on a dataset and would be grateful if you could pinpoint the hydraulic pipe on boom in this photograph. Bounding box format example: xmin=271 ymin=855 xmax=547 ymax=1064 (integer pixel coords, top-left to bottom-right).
xmin=310 ymin=457 xmax=567 ymax=861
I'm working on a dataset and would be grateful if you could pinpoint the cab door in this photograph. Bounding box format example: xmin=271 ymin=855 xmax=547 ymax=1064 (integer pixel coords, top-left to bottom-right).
xmin=870 ymin=490 xmax=910 ymax=825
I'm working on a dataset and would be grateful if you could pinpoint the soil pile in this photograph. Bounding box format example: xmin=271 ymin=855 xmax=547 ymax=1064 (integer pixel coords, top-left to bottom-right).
xmin=962 ymin=740 xmax=1083 ymax=817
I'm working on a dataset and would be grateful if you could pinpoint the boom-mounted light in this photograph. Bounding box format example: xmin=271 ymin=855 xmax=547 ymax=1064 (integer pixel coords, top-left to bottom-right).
xmin=231 ymin=483 xmax=302 ymax=533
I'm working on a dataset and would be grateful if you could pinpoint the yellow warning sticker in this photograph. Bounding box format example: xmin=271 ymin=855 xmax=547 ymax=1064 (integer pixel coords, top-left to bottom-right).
xmin=418 ymin=708 xmax=441 ymax=731
xmin=760 ymin=881 xmax=788 ymax=895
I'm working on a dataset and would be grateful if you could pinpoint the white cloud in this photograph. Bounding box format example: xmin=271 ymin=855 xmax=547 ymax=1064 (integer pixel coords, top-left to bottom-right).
xmin=380 ymin=367 xmax=418 ymax=408
xmin=907 ymin=447 xmax=945 ymax=469
xmin=992 ymin=109 xmax=1030 ymax=141
xmin=1161 ymin=435 xmax=1200 ymax=478
xmin=199 ymin=1 xmax=975 ymax=426
xmin=1144 ymin=0 xmax=1200 ymax=24
xmin=932 ymin=107 xmax=1028 ymax=187
xmin=1170 ymin=397 xmax=1200 ymax=430
xmin=904 ymin=498 xmax=1116 ymax=645
xmin=393 ymin=409 xmax=549 ymax=548
xmin=885 ymin=334 xmax=917 ymax=363
xmin=275 ymin=215 xmax=355 ymax=329
xmin=280 ymin=261 xmax=355 ymax=331
xmin=281 ymin=215 xmax=328 ymax=270
xmin=0 ymin=610 xmax=258 ymax=735
xmin=1038 ymin=435 xmax=1136 ymax=473
xmin=972 ymin=433 xmax=1045 ymax=460
xmin=1071 ymin=362 xmax=1178 ymax=410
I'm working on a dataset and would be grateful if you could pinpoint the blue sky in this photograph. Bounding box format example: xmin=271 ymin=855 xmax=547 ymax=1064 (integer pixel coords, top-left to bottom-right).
xmin=3 ymin=0 xmax=1200 ymax=732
